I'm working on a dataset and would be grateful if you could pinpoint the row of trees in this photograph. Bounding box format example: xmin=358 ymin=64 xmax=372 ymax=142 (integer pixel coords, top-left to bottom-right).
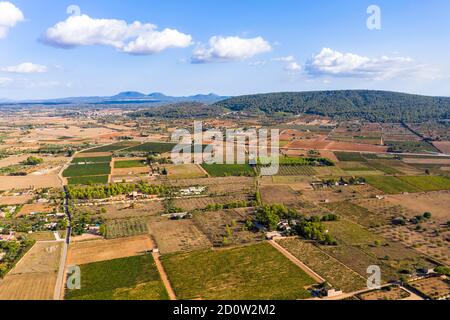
xmin=67 ymin=182 xmax=172 ymax=200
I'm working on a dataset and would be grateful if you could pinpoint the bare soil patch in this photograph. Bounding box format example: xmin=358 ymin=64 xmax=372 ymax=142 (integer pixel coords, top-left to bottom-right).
xmin=260 ymin=185 xmax=300 ymax=205
xmin=0 ymin=195 xmax=33 ymax=205
xmin=0 ymin=273 xmax=57 ymax=300
xmin=67 ymin=235 xmax=153 ymax=266
xmin=409 ymin=276 xmax=450 ymax=300
xmin=386 ymin=191 xmax=450 ymax=222
xmin=148 ymin=218 xmax=211 ymax=254
xmin=0 ymin=174 xmax=61 ymax=191
xmin=433 ymin=141 xmax=450 ymax=154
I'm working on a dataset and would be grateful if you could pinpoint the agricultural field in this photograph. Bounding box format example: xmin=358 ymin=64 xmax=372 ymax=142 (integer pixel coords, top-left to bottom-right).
xmin=322 ymin=201 xmax=390 ymax=228
xmin=397 ymin=176 xmax=450 ymax=192
xmin=68 ymin=175 xmax=109 ymax=185
xmin=277 ymin=238 xmax=366 ymax=292
xmin=124 ymin=142 xmax=177 ymax=154
xmin=63 ymin=162 xmax=111 ymax=178
xmin=0 ymin=174 xmax=61 ymax=191
xmin=201 ymin=163 xmax=255 ymax=177
xmin=334 ymin=152 xmax=367 ymax=162
xmin=409 ymin=276 xmax=450 ymax=300
xmin=148 ymin=218 xmax=212 ymax=254
xmin=72 ymin=156 xmax=112 ymax=164
xmin=165 ymin=164 xmax=207 ymax=179
xmin=114 ymin=159 xmax=147 ymax=168
xmin=161 ymin=242 xmax=316 ymax=300
xmin=320 ymin=245 xmax=398 ymax=282
xmin=105 ymin=218 xmax=148 ymax=239
xmin=65 ymin=254 xmax=168 ymax=300
xmin=67 ymin=236 xmax=153 ymax=266
xmin=323 ymin=220 xmax=382 ymax=246
xmin=173 ymin=194 xmax=250 ymax=212
xmin=364 ymin=176 xmax=423 ymax=194
xmin=81 ymin=141 xmax=140 ymax=153
xmin=273 ymin=165 xmax=317 ymax=176
xmin=374 ymin=224 xmax=450 ymax=265
xmin=385 ymin=190 xmax=450 ymax=222
xmin=366 ymin=160 xmax=403 ymax=175
xmin=169 ymin=177 xmax=255 ymax=195
xmin=0 ymin=241 xmax=62 ymax=300
xmin=358 ymin=286 xmax=411 ymax=300
xmin=95 ymin=202 xmax=165 ymax=219
xmin=260 ymin=185 xmax=300 ymax=205
xmin=193 ymin=208 xmax=264 ymax=247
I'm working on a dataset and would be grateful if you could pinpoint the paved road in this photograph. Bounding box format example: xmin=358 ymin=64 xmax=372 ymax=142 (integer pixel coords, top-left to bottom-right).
xmin=53 ymin=186 xmax=72 ymax=300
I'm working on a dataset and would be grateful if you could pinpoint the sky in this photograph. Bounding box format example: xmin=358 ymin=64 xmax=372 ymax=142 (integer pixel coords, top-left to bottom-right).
xmin=1 ymin=0 xmax=450 ymax=100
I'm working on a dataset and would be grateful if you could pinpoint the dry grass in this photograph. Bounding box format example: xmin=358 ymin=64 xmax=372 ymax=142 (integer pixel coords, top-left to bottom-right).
xmin=148 ymin=218 xmax=212 ymax=254
xmin=67 ymin=235 xmax=153 ymax=266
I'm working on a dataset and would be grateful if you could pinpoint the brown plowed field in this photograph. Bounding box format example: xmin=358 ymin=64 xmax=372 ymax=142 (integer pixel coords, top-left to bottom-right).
xmin=67 ymin=235 xmax=153 ymax=266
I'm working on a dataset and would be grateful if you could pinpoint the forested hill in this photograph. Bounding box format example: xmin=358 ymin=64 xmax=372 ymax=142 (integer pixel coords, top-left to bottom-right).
xmin=213 ymin=90 xmax=450 ymax=122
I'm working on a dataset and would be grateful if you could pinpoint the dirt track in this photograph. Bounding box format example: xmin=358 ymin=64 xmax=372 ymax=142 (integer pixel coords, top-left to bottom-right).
xmin=268 ymin=240 xmax=325 ymax=284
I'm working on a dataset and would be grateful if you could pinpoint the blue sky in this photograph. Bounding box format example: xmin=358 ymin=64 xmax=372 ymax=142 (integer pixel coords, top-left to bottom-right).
xmin=1 ymin=0 xmax=449 ymax=100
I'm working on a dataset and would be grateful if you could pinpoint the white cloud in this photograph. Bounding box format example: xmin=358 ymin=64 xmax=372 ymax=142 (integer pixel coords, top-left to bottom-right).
xmin=122 ymin=28 xmax=192 ymax=55
xmin=305 ymin=48 xmax=430 ymax=80
xmin=0 ymin=77 xmax=12 ymax=86
xmin=273 ymin=55 xmax=301 ymax=73
xmin=42 ymin=14 xmax=192 ymax=54
xmin=192 ymin=36 xmax=271 ymax=63
xmin=0 ymin=1 xmax=24 ymax=39
xmin=2 ymin=62 xmax=48 ymax=73
xmin=285 ymin=61 xmax=301 ymax=72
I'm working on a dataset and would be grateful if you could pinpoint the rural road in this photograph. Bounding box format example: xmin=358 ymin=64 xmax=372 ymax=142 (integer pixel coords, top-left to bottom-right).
xmin=53 ymin=186 xmax=72 ymax=300
xmin=152 ymin=252 xmax=177 ymax=300
xmin=268 ymin=240 xmax=325 ymax=284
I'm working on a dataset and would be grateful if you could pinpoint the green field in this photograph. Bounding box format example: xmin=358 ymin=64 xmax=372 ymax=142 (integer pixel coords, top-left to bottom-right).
xmin=124 ymin=142 xmax=177 ymax=154
xmin=68 ymin=175 xmax=109 ymax=185
xmin=367 ymin=160 xmax=403 ymax=175
xmin=365 ymin=175 xmax=450 ymax=194
xmin=72 ymin=156 xmax=112 ymax=164
xmin=201 ymin=163 xmax=255 ymax=177
xmin=397 ymin=176 xmax=450 ymax=192
xmin=81 ymin=141 xmax=140 ymax=153
xmin=65 ymin=254 xmax=168 ymax=300
xmin=161 ymin=242 xmax=315 ymax=300
xmin=63 ymin=163 xmax=111 ymax=177
xmin=364 ymin=176 xmax=422 ymax=194
xmin=114 ymin=160 xmax=147 ymax=168
xmin=322 ymin=201 xmax=390 ymax=228
xmin=323 ymin=220 xmax=382 ymax=246
xmin=335 ymin=152 xmax=367 ymax=162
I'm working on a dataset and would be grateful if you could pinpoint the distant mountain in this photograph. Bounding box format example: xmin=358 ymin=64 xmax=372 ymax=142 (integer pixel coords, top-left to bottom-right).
xmin=214 ymin=90 xmax=450 ymax=123
xmin=2 ymin=92 xmax=228 ymax=106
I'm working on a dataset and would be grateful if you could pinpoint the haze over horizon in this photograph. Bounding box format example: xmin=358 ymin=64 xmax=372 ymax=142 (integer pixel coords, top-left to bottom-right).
xmin=1 ymin=0 xmax=450 ymax=100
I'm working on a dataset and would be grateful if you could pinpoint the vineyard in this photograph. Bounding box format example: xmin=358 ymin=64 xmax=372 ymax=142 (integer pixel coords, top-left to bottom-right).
xmin=105 ymin=218 xmax=149 ymax=239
